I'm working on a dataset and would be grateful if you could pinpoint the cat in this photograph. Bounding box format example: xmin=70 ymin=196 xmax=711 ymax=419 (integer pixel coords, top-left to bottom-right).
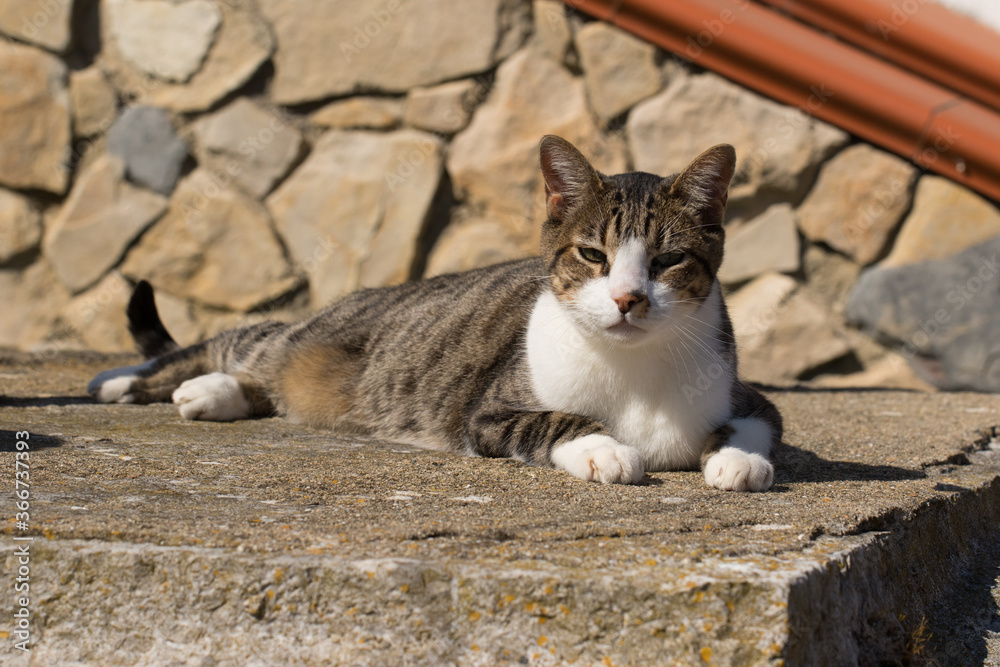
xmin=89 ymin=135 xmax=782 ymax=491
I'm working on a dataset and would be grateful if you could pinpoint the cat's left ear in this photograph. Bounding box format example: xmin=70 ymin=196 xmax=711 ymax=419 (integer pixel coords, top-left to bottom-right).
xmin=667 ymin=144 xmax=736 ymax=220
xmin=539 ymin=135 xmax=602 ymax=220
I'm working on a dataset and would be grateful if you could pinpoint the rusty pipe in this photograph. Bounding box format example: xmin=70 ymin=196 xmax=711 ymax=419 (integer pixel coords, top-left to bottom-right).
xmin=562 ymin=0 xmax=1000 ymax=203
xmin=757 ymin=0 xmax=1000 ymax=113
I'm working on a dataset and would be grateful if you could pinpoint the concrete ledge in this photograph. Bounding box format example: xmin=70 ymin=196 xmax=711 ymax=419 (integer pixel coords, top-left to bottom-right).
xmin=2 ymin=351 xmax=999 ymax=665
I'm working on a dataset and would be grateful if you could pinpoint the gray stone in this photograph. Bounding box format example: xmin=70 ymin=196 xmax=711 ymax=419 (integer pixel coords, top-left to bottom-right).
xmin=102 ymin=0 xmax=274 ymax=113
xmin=717 ymin=203 xmax=800 ymax=285
xmin=0 ymin=0 xmax=74 ymax=52
xmin=798 ymin=144 xmax=917 ymax=265
xmin=0 ymin=188 xmax=42 ymax=265
xmin=575 ymin=21 xmax=661 ymax=122
xmin=192 ymin=99 xmax=304 ymax=198
xmin=259 ymin=0 xmax=517 ymax=104
xmin=107 ymin=106 xmax=189 ymax=196
xmin=106 ymin=0 xmax=221 ymax=83
xmin=310 ymin=97 xmax=404 ymax=130
xmin=626 ymin=73 xmax=847 ymax=220
xmin=122 ymin=170 xmax=300 ymax=311
xmin=404 ymin=80 xmax=480 ymax=135
xmin=846 ymin=235 xmax=1000 ymax=392
xmin=0 ymin=42 xmax=71 ymax=193
xmin=43 ymin=154 xmax=167 ymax=293
xmin=268 ymin=129 xmax=444 ymax=307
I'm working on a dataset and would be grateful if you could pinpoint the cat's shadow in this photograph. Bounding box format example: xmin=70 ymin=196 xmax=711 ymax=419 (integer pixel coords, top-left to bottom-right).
xmin=774 ymin=444 xmax=926 ymax=485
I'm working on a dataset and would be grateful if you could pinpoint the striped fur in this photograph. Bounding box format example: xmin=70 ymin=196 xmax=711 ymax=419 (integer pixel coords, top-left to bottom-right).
xmin=90 ymin=136 xmax=782 ymax=490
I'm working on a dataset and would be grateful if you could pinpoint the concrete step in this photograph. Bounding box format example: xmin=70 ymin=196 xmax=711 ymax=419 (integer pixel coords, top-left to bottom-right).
xmin=1 ymin=351 xmax=999 ymax=666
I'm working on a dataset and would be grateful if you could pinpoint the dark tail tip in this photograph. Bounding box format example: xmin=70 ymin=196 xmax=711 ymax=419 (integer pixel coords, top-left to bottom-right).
xmin=127 ymin=280 xmax=180 ymax=359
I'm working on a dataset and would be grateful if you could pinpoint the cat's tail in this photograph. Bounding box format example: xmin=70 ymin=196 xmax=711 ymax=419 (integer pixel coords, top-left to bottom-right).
xmin=127 ymin=280 xmax=180 ymax=359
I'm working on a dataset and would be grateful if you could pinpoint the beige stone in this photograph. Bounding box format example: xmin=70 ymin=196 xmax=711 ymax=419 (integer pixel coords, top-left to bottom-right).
xmin=727 ymin=275 xmax=851 ymax=383
xmin=575 ymin=21 xmax=661 ymax=122
xmin=267 ymin=130 xmax=444 ymax=307
xmin=0 ymin=188 xmax=42 ymax=265
xmin=106 ymin=0 xmax=221 ymax=83
xmin=532 ymin=0 xmax=571 ymax=63
xmin=798 ymin=144 xmax=917 ymax=265
xmin=260 ymin=0 xmax=514 ymax=104
xmin=44 ymin=154 xmax=167 ymax=293
xmin=627 ymin=73 xmax=847 ymax=215
xmin=449 ymin=48 xmax=626 ymax=235
xmin=0 ymin=43 xmax=70 ymax=193
xmin=0 ymin=259 xmax=71 ymax=349
xmin=717 ymin=204 xmax=800 ymax=285
xmin=103 ymin=1 xmax=274 ymax=113
xmin=726 ymin=272 xmax=797 ymax=346
xmin=63 ymin=272 xmax=134 ymax=352
xmin=811 ymin=354 xmax=937 ymax=392
xmin=0 ymin=0 xmax=74 ymax=52
xmin=192 ymin=99 xmax=304 ymax=198
xmin=801 ymin=244 xmax=862 ymax=317
xmin=426 ymin=219 xmax=528 ymax=277
xmin=122 ymin=170 xmax=299 ymax=311
xmin=70 ymin=67 xmax=118 ymax=137
xmin=311 ymin=97 xmax=404 ymax=130
xmin=737 ymin=287 xmax=853 ymax=383
xmin=404 ymin=80 xmax=480 ymax=135
xmin=880 ymin=175 xmax=1000 ymax=267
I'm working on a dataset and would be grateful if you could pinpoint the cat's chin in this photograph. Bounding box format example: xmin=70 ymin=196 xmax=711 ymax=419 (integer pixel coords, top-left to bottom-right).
xmin=601 ymin=320 xmax=648 ymax=345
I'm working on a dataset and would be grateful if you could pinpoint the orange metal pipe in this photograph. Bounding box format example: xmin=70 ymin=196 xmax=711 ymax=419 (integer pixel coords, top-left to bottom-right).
xmin=757 ymin=0 xmax=1000 ymax=113
xmin=562 ymin=0 xmax=1000 ymax=203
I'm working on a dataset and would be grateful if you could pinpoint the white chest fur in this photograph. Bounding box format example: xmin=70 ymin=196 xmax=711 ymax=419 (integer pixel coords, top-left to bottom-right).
xmin=525 ymin=288 xmax=734 ymax=470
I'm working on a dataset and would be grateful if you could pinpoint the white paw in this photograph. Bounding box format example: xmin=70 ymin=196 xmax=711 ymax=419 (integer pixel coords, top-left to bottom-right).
xmin=172 ymin=373 xmax=251 ymax=421
xmin=704 ymin=447 xmax=774 ymax=492
xmin=551 ymin=434 xmax=645 ymax=484
xmin=88 ymin=361 xmax=156 ymax=403
xmin=90 ymin=375 xmax=138 ymax=403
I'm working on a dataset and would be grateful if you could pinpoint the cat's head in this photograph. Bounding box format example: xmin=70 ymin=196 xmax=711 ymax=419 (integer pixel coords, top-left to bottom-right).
xmin=538 ymin=135 xmax=734 ymax=346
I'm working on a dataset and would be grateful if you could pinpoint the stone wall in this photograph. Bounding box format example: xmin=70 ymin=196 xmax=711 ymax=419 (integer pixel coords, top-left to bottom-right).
xmin=2 ymin=0 xmax=999 ymax=391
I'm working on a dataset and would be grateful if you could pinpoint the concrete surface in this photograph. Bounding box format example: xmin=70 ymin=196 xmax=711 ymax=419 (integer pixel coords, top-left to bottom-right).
xmin=1 ymin=350 xmax=1000 ymax=666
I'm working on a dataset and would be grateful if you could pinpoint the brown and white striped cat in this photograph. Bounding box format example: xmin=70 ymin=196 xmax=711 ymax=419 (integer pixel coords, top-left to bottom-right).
xmin=89 ymin=136 xmax=782 ymax=491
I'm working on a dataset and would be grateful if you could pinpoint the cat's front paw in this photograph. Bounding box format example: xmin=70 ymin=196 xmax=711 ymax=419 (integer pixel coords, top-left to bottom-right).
xmin=551 ymin=434 xmax=645 ymax=484
xmin=704 ymin=447 xmax=774 ymax=492
xmin=172 ymin=373 xmax=252 ymax=421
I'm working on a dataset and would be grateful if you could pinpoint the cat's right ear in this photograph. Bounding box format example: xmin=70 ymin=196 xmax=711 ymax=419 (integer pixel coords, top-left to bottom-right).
xmin=539 ymin=135 xmax=601 ymax=220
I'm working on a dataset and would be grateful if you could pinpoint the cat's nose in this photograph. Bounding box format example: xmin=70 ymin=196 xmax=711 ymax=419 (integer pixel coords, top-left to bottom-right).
xmin=614 ymin=293 xmax=646 ymax=314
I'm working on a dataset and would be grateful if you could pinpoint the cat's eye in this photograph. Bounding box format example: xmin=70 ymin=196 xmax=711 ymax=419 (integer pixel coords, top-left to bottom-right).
xmin=651 ymin=251 xmax=685 ymax=272
xmin=578 ymin=247 xmax=607 ymax=264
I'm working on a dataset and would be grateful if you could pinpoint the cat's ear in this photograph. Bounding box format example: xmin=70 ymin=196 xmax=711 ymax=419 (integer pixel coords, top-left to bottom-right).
xmin=539 ymin=135 xmax=602 ymax=220
xmin=667 ymin=144 xmax=736 ymax=219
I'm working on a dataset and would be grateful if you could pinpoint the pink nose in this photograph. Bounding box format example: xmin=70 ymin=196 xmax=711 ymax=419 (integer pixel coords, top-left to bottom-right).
xmin=614 ymin=293 xmax=642 ymax=314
